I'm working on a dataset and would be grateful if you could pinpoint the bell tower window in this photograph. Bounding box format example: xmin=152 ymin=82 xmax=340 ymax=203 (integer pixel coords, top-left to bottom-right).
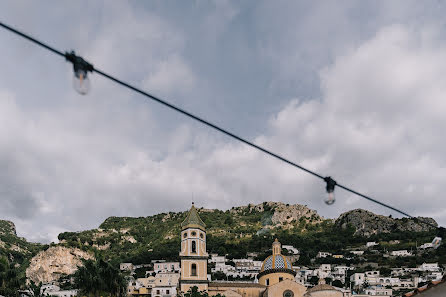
xmin=191 ymin=263 xmax=197 ymax=276
xmin=191 ymin=240 xmax=197 ymax=253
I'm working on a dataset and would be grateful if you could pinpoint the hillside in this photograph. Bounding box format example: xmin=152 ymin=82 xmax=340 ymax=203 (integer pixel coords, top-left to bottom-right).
xmin=56 ymin=202 xmax=438 ymax=265
xmin=0 ymin=202 xmax=442 ymax=285
xmin=57 ymin=202 xmax=325 ymax=263
xmin=0 ymin=220 xmax=43 ymax=277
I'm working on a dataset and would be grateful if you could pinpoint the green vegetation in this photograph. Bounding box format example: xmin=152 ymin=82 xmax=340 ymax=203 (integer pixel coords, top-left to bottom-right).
xmin=0 ymin=220 xmax=43 ymax=280
xmin=183 ymin=286 xmax=225 ymax=297
xmin=73 ymin=258 xmax=127 ymax=297
xmin=0 ymin=203 xmax=443 ymax=288
xmin=0 ymin=256 xmax=22 ymax=297
xmin=55 ymin=205 xmax=444 ymax=270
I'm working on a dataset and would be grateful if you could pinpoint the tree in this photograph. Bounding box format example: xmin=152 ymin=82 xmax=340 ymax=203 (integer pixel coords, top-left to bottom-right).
xmin=308 ymin=276 xmax=319 ymax=286
xmin=24 ymin=281 xmax=48 ymax=297
xmin=73 ymin=258 xmax=127 ymax=297
xmin=332 ymin=279 xmax=343 ymax=288
xmin=0 ymin=256 xmax=21 ymax=297
xmin=183 ymin=286 xmax=225 ymax=297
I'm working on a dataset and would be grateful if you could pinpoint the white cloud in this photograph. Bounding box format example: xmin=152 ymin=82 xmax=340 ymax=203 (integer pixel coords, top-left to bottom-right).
xmin=1 ymin=2 xmax=446 ymax=243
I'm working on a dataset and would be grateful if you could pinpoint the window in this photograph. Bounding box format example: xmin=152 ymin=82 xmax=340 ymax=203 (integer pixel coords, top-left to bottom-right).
xmin=283 ymin=290 xmax=294 ymax=297
xmin=279 ymin=277 xmax=283 ymax=282
xmin=191 ymin=263 xmax=197 ymax=276
xmin=191 ymin=241 xmax=197 ymax=253
xmin=191 ymin=231 xmax=196 ymax=236
xmin=183 ymin=233 xmax=187 ymax=238
xmin=166 ymin=290 xmax=170 ymax=294
xmin=266 ymin=279 xmax=270 ymax=286
xmin=157 ymin=290 xmax=160 ymax=294
xmin=200 ymin=233 xmax=204 ymax=238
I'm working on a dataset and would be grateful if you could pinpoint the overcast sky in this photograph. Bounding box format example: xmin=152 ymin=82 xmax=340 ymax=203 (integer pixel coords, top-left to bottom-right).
xmin=1 ymin=1 xmax=446 ymax=243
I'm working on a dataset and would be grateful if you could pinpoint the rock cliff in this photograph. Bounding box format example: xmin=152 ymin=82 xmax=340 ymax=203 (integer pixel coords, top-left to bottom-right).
xmin=26 ymin=246 xmax=94 ymax=284
xmin=0 ymin=220 xmax=17 ymax=236
xmin=335 ymin=209 xmax=437 ymax=237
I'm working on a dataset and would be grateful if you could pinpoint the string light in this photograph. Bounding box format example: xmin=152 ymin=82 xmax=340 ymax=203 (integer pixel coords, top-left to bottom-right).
xmin=0 ymin=20 xmax=442 ymax=233
xmin=65 ymin=51 xmax=93 ymax=95
xmin=324 ymin=176 xmax=336 ymax=205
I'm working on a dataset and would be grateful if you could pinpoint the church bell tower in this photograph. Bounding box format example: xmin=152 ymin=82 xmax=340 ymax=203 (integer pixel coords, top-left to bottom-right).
xmin=179 ymin=203 xmax=208 ymax=294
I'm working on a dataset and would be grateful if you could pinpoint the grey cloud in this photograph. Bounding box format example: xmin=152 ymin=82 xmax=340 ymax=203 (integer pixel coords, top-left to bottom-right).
xmin=0 ymin=1 xmax=446 ymax=243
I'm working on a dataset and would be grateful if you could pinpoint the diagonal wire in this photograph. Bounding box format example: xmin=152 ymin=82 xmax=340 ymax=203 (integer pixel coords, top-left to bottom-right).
xmin=0 ymin=21 xmax=441 ymax=231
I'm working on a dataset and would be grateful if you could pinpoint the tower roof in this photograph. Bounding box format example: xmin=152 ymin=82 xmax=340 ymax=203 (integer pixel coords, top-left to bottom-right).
xmin=181 ymin=203 xmax=206 ymax=231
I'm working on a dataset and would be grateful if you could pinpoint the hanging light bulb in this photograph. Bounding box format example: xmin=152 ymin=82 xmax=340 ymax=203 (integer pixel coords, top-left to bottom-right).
xmin=324 ymin=176 xmax=337 ymax=205
xmin=65 ymin=51 xmax=93 ymax=95
xmin=73 ymin=68 xmax=90 ymax=95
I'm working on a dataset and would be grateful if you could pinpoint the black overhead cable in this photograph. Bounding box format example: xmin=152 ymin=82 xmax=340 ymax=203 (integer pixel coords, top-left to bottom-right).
xmin=0 ymin=21 xmax=441 ymax=232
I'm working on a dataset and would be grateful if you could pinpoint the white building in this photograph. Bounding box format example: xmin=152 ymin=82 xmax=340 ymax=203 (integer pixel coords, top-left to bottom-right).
xmin=209 ymin=254 xmax=226 ymax=263
xmin=332 ymin=265 xmax=351 ymax=282
xmin=153 ymin=261 xmax=180 ymax=273
xmin=364 ymin=271 xmax=380 ymax=286
xmin=151 ymin=285 xmax=176 ymax=297
xmin=350 ymin=250 xmax=364 ymax=256
xmin=350 ymin=273 xmax=365 ymax=287
xmin=155 ymin=272 xmax=180 ymax=286
xmin=391 ymin=267 xmax=417 ymax=277
xmin=212 ymin=261 xmax=236 ymax=275
xmin=282 ymin=245 xmax=300 ymax=255
xmin=364 ymin=286 xmax=392 ymax=296
xmin=390 ymin=250 xmax=412 ymax=257
xmin=46 ymin=290 xmax=78 ymax=297
xmin=317 ymin=252 xmax=332 ymax=258
xmin=120 ymin=262 xmax=134 ymax=271
xmin=366 ymin=242 xmax=378 ymax=248
xmin=418 ymin=263 xmax=440 ymax=272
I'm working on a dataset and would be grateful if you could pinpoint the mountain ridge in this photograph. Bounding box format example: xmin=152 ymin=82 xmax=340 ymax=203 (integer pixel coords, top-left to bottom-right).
xmin=0 ymin=202 xmax=439 ymax=284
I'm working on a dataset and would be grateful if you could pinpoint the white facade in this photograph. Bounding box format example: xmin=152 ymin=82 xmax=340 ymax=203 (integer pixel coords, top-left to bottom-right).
xmin=317 ymin=252 xmax=332 ymax=258
xmin=418 ymin=263 xmax=440 ymax=272
xmin=209 ymin=254 xmax=226 ymax=263
xmin=154 ymin=261 xmax=180 ymax=273
xmin=282 ymin=245 xmax=300 ymax=255
xmin=46 ymin=290 xmax=78 ymax=297
xmin=366 ymin=242 xmax=378 ymax=248
xmin=350 ymin=273 xmax=365 ymax=287
xmin=364 ymin=287 xmax=392 ymax=296
xmin=155 ymin=272 xmax=180 ymax=286
xmin=390 ymin=250 xmax=412 ymax=257
xmin=152 ymin=285 xmax=177 ymax=297
xmin=120 ymin=262 xmax=134 ymax=271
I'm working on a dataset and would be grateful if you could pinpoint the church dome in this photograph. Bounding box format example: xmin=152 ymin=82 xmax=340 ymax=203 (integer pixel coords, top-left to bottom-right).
xmin=258 ymin=239 xmax=296 ymax=281
xmin=261 ymin=254 xmax=293 ymax=272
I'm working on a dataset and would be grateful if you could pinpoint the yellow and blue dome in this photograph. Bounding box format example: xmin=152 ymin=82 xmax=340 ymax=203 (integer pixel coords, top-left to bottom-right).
xmin=261 ymin=254 xmax=293 ymax=272
xmin=258 ymin=239 xmax=296 ymax=279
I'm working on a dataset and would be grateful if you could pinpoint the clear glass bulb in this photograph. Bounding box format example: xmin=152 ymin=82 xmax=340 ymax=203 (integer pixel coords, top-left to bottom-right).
xmin=324 ymin=191 xmax=335 ymax=205
xmin=73 ymin=69 xmax=90 ymax=95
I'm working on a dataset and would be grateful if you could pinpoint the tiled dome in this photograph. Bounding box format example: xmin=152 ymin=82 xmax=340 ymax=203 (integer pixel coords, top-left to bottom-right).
xmin=261 ymin=254 xmax=292 ymax=272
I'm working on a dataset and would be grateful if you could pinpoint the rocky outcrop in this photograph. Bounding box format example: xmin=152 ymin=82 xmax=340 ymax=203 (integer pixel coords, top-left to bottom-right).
xmin=26 ymin=246 xmax=94 ymax=284
xmin=231 ymin=202 xmax=322 ymax=225
xmin=335 ymin=209 xmax=437 ymax=237
xmin=0 ymin=220 xmax=17 ymax=236
xmin=270 ymin=202 xmax=322 ymax=225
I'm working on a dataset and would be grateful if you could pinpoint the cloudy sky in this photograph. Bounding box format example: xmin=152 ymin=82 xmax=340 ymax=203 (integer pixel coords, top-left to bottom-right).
xmin=1 ymin=1 xmax=446 ymax=243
